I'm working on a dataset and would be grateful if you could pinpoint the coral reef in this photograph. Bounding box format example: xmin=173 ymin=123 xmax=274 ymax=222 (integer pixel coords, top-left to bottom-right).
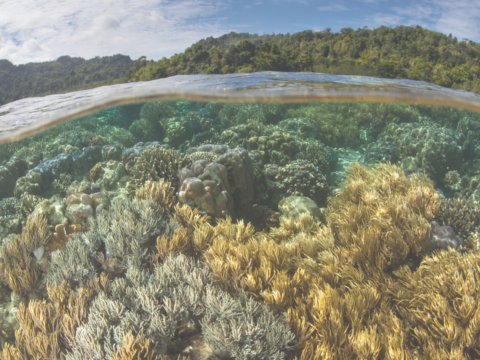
xmin=378 ymin=122 xmax=465 ymax=183
xmin=1 ymin=214 xmax=50 ymax=295
xmin=0 ymin=157 xmax=27 ymax=197
xmin=328 ymin=163 xmax=440 ymax=272
xmin=247 ymin=131 xmax=297 ymax=166
xmin=435 ymin=198 xmax=480 ymax=239
xmin=276 ymin=160 xmax=329 ymax=207
xmin=178 ymin=146 xmax=255 ymax=217
xmin=85 ymin=198 xmax=171 ymax=268
xmin=135 ymin=179 xmax=177 ymax=215
xmin=128 ymin=143 xmax=182 ymax=189
xmin=278 ymin=196 xmax=327 ymax=225
xmin=277 ymin=117 xmax=321 ymax=140
xmin=129 ymin=119 xmax=158 ymax=143
xmin=67 ymin=253 xmax=294 ymax=360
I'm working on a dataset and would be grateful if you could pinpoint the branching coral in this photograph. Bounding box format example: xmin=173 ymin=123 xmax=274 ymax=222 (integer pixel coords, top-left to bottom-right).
xmin=129 ymin=144 xmax=182 ymax=189
xmin=392 ymin=250 xmax=480 ymax=357
xmin=46 ymin=233 xmax=97 ymax=289
xmin=327 ymin=162 xmax=440 ymax=273
xmin=276 ymin=160 xmax=329 ymax=207
xmin=135 ymin=179 xmax=177 ymax=215
xmin=1 ymin=214 xmax=50 ymax=295
xmin=85 ymin=198 xmax=172 ymax=269
xmin=3 ymin=281 xmax=98 ymax=360
xmin=68 ymin=253 xmax=294 ymax=360
xmin=435 ymin=198 xmax=480 ymax=240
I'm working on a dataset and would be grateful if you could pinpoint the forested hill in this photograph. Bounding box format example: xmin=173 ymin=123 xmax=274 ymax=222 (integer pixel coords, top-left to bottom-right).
xmin=2 ymin=25 xmax=480 ymax=107
xmin=0 ymin=54 xmax=133 ymax=106
xmin=126 ymin=25 xmax=480 ymax=94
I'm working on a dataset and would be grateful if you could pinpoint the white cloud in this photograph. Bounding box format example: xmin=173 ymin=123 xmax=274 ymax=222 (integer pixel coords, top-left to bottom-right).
xmin=317 ymin=4 xmax=349 ymax=11
xmin=365 ymin=0 xmax=480 ymax=41
xmin=0 ymin=0 xmax=233 ymax=64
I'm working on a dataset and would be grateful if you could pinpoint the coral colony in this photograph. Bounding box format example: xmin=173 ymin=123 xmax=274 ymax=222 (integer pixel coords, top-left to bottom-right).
xmin=1 ymin=100 xmax=480 ymax=360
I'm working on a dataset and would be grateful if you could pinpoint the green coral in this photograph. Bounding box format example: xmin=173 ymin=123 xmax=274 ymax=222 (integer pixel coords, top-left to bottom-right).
xmin=286 ymin=102 xmax=421 ymax=147
xmin=163 ymin=117 xmax=193 ymax=148
xmin=128 ymin=118 xmax=158 ymax=142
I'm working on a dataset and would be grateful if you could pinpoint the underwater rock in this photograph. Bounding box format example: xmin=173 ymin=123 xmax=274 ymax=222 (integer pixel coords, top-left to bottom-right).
xmin=277 ymin=117 xmax=321 ymax=140
xmin=425 ymin=221 xmax=464 ymax=253
xmin=278 ymin=196 xmax=327 ymax=225
xmin=101 ymin=145 xmax=122 ymax=161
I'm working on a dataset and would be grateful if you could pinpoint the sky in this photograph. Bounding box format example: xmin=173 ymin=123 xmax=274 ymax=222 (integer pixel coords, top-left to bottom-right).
xmin=0 ymin=0 xmax=479 ymax=65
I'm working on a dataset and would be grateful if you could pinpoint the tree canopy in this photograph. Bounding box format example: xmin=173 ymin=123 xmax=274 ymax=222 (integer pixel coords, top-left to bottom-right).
xmin=2 ymin=25 xmax=480 ymax=106
xmin=0 ymin=54 xmax=133 ymax=106
xmin=125 ymin=26 xmax=480 ymax=94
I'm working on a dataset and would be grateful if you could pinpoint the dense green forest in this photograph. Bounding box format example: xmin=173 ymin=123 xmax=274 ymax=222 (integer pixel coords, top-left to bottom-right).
xmin=125 ymin=25 xmax=480 ymax=94
xmin=0 ymin=55 xmax=133 ymax=106
xmin=1 ymin=25 xmax=480 ymax=107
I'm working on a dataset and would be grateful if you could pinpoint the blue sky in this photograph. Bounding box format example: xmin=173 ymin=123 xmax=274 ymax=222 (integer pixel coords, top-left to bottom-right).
xmin=0 ymin=0 xmax=479 ymax=64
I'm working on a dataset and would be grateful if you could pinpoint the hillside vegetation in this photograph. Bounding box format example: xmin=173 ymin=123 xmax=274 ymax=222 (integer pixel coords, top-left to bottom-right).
xmin=0 ymin=54 xmax=133 ymax=106
xmin=126 ymin=25 xmax=480 ymax=94
xmin=1 ymin=25 xmax=480 ymax=106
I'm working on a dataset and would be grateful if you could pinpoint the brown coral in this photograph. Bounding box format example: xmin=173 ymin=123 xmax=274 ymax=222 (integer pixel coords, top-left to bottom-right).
xmin=136 ymin=179 xmax=176 ymax=214
xmin=1 ymin=214 xmax=50 ymax=295
xmin=130 ymin=144 xmax=182 ymax=189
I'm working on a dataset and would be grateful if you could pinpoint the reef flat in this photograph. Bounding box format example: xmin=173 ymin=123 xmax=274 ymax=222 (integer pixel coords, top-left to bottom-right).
xmin=0 ymin=99 xmax=480 ymax=359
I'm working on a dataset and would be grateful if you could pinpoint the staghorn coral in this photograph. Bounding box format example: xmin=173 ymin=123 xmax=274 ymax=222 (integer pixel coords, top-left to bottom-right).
xmin=110 ymin=332 xmax=159 ymax=360
xmin=84 ymin=198 xmax=173 ymax=269
xmin=69 ymin=253 xmax=294 ymax=360
xmin=200 ymin=289 xmax=296 ymax=360
xmin=129 ymin=143 xmax=182 ymax=189
xmin=46 ymin=233 xmax=97 ymax=289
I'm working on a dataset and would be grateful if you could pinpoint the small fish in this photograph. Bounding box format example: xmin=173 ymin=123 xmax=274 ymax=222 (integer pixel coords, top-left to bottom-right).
xmin=327 ymin=154 xmax=338 ymax=162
